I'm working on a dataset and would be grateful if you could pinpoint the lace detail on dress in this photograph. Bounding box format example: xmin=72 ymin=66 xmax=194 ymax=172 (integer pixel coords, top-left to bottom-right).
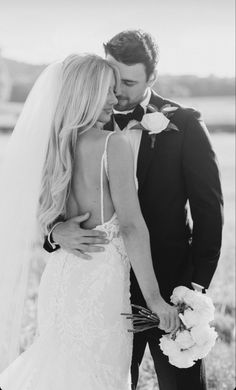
xmin=95 ymin=215 xmax=130 ymax=269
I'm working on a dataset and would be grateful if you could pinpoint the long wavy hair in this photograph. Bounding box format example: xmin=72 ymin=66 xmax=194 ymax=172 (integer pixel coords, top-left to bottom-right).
xmin=38 ymin=54 xmax=117 ymax=235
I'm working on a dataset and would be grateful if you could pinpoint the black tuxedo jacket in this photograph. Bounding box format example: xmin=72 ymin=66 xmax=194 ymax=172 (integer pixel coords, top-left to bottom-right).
xmin=44 ymin=91 xmax=223 ymax=303
xmin=105 ymin=91 xmax=223 ymax=303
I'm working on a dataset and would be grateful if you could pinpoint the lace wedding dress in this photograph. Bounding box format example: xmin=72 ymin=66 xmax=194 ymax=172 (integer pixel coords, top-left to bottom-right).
xmin=0 ymin=132 xmax=133 ymax=390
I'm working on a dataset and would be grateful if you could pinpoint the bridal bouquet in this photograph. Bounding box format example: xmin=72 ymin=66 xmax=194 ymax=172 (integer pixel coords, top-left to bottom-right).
xmin=122 ymin=286 xmax=217 ymax=368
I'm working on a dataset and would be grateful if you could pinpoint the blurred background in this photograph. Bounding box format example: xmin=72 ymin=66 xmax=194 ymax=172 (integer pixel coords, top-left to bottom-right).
xmin=0 ymin=0 xmax=235 ymax=389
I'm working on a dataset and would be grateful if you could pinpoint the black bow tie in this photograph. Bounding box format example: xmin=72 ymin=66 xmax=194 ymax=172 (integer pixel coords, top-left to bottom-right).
xmin=114 ymin=104 xmax=145 ymax=130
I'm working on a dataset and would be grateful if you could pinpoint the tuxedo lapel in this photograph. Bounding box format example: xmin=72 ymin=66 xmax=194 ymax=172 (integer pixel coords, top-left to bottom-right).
xmin=137 ymin=91 xmax=166 ymax=189
xmin=137 ymin=131 xmax=155 ymax=188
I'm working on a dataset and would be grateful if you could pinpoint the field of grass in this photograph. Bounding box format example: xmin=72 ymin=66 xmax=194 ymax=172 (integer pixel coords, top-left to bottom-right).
xmin=0 ymin=132 xmax=235 ymax=389
xmin=177 ymin=96 xmax=235 ymax=127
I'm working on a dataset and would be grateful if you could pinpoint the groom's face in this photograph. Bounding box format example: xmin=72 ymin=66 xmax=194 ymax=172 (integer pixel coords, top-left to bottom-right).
xmin=106 ymin=55 xmax=152 ymax=112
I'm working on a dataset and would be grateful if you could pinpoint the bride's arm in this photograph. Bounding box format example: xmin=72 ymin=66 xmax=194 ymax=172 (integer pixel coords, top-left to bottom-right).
xmin=107 ymin=133 xmax=179 ymax=333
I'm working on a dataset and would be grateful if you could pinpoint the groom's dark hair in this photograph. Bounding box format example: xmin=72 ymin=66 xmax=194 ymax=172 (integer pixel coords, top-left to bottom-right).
xmin=103 ymin=30 xmax=159 ymax=80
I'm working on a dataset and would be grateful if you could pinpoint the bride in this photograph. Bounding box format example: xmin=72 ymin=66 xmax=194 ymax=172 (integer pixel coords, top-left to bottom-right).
xmin=0 ymin=54 xmax=179 ymax=389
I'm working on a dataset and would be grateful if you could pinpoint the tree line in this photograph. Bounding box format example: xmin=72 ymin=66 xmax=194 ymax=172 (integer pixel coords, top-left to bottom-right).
xmin=3 ymin=57 xmax=235 ymax=103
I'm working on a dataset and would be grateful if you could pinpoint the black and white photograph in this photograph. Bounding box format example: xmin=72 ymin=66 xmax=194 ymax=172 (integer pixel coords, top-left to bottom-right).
xmin=0 ymin=0 xmax=235 ymax=389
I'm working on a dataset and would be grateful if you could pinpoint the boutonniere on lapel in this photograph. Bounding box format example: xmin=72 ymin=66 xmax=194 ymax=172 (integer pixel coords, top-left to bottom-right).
xmin=129 ymin=104 xmax=179 ymax=149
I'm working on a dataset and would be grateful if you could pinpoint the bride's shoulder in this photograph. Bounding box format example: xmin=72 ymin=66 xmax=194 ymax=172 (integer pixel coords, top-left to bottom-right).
xmin=75 ymin=129 xmax=130 ymax=157
xmin=106 ymin=132 xmax=132 ymax=165
xmin=107 ymin=131 xmax=130 ymax=150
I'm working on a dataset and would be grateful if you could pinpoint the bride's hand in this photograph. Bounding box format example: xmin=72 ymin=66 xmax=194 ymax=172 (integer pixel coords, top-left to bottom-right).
xmin=149 ymin=297 xmax=180 ymax=334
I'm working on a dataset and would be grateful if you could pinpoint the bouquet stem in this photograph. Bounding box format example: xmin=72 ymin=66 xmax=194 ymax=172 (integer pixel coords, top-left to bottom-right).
xmin=121 ymin=304 xmax=160 ymax=333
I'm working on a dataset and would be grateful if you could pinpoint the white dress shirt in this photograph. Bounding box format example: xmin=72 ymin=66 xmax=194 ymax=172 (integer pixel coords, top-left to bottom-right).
xmin=114 ymin=88 xmax=152 ymax=189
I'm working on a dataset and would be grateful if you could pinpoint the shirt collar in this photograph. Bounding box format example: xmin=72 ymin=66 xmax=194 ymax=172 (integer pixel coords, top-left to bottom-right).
xmin=140 ymin=87 xmax=151 ymax=110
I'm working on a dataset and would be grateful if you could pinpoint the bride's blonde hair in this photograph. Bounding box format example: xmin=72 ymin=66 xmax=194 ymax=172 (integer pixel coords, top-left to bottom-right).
xmin=38 ymin=54 xmax=117 ymax=234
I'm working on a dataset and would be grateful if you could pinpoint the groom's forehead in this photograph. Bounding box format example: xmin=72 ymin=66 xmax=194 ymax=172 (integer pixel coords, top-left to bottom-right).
xmin=106 ymin=54 xmax=146 ymax=81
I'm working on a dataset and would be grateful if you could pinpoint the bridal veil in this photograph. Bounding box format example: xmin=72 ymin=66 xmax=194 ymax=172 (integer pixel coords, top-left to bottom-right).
xmin=0 ymin=61 xmax=62 ymax=370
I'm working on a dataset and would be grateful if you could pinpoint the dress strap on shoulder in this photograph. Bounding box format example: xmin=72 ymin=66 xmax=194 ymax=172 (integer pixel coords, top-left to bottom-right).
xmin=100 ymin=132 xmax=114 ymax=225
xmin=104 ymin=132 xmax=114 ymax=157
xmin=103 ymin=132 xmax=114 ymax=177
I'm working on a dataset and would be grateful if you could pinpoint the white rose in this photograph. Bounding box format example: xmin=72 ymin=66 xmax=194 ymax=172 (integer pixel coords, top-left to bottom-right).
xmin=169 ymin=349 xmax=195 ymax=369
xmin=160 ymin=333 xmax=198 ymax=368
xmin=195 ymin=297 xmax=215 ymax=323
xmin=159 ymin=335 xmax=179 ymax=356
xmin=175 ymin=330 xmax=195 ymax=349
xmin=179 ymin=309 xmax=200 ymax=328
xmin=140 ymin=112 xmax=170 ymax=134
xmin=184 ymin=290 xmax=215 ymax=322
xmin=190 ymin=332 xmax=217 ymax=360
xmin=159 ymin=335 xmax=195 ymax=368
xmin=170 ymin=286 xmax=189 ymax=305
xmin=197 ymin=308 xmax=214 ymax=324
xmin=190 ymin=325 xmax=218 ymax=347
xmin=183 ymin=289 xmax=199 ymax=307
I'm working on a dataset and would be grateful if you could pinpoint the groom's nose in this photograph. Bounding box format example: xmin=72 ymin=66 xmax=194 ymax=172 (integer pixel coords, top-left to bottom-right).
xmin=115 ymin=84 xmax=121 ymax=98
xmin=118 ymin=83 xmax=128 ymax=98
xmin=109 ymin=90 xmax=118 ymax=105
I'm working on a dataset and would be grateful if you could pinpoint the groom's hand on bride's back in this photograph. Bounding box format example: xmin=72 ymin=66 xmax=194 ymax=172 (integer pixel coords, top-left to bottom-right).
xmin=52 ymin=213 xmax=109 ymax=260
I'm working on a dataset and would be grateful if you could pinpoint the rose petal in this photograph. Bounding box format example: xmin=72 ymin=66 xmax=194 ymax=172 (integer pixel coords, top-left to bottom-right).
xmin=141 ymin=112 xmax=170 ymax=134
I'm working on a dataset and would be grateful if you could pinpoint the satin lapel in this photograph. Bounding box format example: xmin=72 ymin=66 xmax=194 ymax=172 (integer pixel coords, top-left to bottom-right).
xmin=137 ymin=91 xmax=165 ymax=189
xmin=137 ymin=130 xmax=155 ymax=189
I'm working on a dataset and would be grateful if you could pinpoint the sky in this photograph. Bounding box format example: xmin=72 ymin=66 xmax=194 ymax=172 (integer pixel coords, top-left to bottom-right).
xmin=0 ymin=0 xmax=235 ymax=76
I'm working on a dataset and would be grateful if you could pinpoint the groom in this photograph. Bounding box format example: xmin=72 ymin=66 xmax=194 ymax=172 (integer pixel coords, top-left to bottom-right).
xmin=44 ymin=30 xmax=223 ymax=389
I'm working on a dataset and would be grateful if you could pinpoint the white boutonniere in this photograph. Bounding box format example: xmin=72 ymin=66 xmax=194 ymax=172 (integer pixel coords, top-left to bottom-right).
xmin=129 ymin=104 xmax=179 ymax=148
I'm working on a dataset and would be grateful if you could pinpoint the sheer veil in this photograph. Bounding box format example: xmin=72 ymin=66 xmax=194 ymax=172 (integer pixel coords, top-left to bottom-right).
xmin=0 ymin=61 xmax=62 ymax=371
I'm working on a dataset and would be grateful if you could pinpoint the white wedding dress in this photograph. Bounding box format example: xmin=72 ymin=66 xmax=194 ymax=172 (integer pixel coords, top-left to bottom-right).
xmin=0 ymin=132 xmax=133 ymax=390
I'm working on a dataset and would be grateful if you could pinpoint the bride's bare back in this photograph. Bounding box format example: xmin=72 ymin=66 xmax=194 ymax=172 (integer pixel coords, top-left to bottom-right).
xmin=67 ymin=128 xmax=115 ymax=229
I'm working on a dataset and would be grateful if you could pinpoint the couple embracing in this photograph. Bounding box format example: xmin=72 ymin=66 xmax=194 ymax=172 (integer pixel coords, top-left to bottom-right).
xmin=0 ymin=30 xmax=223 ymax=390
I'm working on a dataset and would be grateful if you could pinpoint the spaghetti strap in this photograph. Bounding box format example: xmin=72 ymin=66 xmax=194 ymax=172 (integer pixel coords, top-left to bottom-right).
xmin=100 ymin=132 xmax=114 ymax=225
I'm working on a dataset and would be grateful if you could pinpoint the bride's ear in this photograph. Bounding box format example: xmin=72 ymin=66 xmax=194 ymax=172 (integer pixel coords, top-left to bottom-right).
xmin=147 ymin=70 xmax=157 ymax=87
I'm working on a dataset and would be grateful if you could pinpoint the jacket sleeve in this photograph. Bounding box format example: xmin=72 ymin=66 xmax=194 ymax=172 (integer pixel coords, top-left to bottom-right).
xmin=43 ymin=215 xmax=65 ymax=253
xmin=43 ymin=235 xmax=60 ymax=253
xmin=182 ymin=110 xmax=224 ymax=288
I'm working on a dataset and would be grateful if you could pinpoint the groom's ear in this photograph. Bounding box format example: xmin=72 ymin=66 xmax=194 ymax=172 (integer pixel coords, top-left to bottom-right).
xmin=147 ymin=70 xmax=157 ymax=87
